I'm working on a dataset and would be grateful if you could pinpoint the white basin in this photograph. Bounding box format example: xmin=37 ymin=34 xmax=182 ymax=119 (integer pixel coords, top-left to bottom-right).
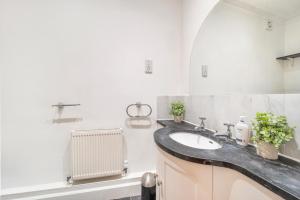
xmin=169 ymin=132 xmax=222 ymax=150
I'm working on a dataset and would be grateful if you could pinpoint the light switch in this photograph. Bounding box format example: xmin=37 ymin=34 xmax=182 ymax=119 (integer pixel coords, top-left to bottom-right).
xmin=202 ymin=65 xmax=208 ymax=78
xmin=145 ymin=59 xmax=153 ymax=74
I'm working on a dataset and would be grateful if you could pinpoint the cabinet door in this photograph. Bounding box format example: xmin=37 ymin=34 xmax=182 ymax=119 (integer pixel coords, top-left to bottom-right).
xmin=213 ymin=166 xmax=284 ymax=200
xmin=156 ymin=147 xmax=213 ymax=200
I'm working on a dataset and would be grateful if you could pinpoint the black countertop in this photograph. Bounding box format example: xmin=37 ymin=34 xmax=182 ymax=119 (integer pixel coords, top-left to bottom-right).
xmin=155 ymin=120 xmax=300 ymax=200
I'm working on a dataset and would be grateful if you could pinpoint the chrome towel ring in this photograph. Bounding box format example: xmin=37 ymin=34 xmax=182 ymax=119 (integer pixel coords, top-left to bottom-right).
xmin=126 ymin=102 xmax=152 ymax=118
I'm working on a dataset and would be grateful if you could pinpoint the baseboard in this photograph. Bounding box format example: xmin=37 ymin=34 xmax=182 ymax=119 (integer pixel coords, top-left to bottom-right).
xmin=1 ymin=172 xmax=145 ymax=200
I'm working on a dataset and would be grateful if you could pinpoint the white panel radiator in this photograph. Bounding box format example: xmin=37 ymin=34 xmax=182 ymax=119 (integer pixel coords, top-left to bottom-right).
xmin=71 ymin=128 xmax=124 ymax=181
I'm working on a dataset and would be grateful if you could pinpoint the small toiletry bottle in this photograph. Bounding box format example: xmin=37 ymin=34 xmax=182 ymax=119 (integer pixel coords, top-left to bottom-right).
xmin=235 ymin=116 xmax=250 ymax=146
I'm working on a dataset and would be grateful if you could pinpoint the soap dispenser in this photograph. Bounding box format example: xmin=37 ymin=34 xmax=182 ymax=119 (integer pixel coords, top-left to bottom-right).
xmin=235 ymin=116 xmax=250 ymax=146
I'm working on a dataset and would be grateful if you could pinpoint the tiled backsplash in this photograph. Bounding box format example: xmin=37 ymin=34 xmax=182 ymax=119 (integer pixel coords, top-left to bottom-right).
xmin=157 ymin=94 xmax=300 ymax=160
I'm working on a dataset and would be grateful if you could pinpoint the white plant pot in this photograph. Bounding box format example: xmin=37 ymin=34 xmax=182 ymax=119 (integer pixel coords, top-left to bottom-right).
xmin=256 ymin=141 xmax=278 ymax=160
xmin=174 ymin=115 xmax=183 ymax=123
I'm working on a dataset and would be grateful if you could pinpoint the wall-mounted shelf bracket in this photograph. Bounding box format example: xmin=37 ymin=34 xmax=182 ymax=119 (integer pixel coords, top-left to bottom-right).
xmin=52 ymin=103 xmax=81 ymax=109
xmin=276 ymin=53 xmax=300 ymax=61
xmin=277 ymin=53 xmax=300 ymax=67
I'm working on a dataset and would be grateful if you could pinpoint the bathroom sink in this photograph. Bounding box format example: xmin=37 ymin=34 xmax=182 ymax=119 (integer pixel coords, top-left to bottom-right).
xmin=169 ymin=132 xmax=222 ymax=150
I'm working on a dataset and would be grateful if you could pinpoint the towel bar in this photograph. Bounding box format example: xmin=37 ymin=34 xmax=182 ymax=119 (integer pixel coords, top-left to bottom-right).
xmin=126 ymin=102 xmax=152 ymax=118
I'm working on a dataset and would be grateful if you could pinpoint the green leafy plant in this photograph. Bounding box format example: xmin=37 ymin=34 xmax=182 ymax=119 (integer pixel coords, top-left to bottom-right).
xmin=170 ymin=101 xmax=185 ymax=117
xmin=251 ymin=112 xmax=295 ymax=149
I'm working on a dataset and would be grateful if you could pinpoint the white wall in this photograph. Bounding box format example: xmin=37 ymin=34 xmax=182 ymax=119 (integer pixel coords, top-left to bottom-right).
xmin=283 ymin=15 xmax=300 ymax=93
xmin=0 ymin=36 xmax=2 ymax=192
xmin=0 ymin=0 xmax=183 ymax=189
xmin=189 ymin=2 xmax=285 ymax=95
xmin=181 ymin=0 xmax=219 ymax=94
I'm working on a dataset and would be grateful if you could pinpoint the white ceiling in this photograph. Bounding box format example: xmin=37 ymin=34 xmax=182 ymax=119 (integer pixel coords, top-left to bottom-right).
xmin=224 ymin=0 xmax=300 ymax=20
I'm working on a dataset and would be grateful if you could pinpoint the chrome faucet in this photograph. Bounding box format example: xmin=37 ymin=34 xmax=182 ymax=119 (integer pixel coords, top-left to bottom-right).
xmin=224 ymin=123 xmax=235 ymax=138
xmin=214 ymin=123 xmax=235 ymax=139
xmin=194 ymin=117 xmax=206 ymax=131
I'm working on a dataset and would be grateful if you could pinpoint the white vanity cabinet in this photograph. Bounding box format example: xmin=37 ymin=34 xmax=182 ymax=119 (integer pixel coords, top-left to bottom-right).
xmin=156 ymin=147 xmax=284 ymax=200
xmin=157 ymin=124 xmax=164 ymax=129
xmin=156 ymin=148 xmax=213 ymax=200
xmin=213 ymin=166 xmax=284 ymax=200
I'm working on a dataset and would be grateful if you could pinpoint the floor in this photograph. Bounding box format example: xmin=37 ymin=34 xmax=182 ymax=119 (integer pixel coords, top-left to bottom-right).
xmin=114 ymin=196 xmax=141 ymax=200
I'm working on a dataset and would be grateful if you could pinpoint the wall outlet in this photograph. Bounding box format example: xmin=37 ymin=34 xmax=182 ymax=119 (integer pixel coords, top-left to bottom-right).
xmin=202 ymin=65 xmax=208 ymax=78
xmin=265 ymin=19 xmax=273 ymax=31
xmin=145 ymin=59 xmax=153 ymax=74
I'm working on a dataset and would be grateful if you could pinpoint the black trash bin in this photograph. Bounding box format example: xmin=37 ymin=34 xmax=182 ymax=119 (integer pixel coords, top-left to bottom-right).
xmin=141 ymin=172 xmax=156 ymax=200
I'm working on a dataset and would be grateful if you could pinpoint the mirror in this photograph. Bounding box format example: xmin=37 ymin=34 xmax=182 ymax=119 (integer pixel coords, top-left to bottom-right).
xmin=189 ymin=0 xmax=300 ymax=160
xmin=190 ymin=0 xmax=300 ymax=95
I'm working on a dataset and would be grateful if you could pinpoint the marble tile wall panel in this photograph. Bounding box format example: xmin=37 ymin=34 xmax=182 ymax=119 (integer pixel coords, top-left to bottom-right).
xmin=157 ymin=94 xmax=300 ymax=160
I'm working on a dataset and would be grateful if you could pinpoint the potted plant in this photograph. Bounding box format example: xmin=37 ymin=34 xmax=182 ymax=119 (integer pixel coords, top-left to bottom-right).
xmin=170 ymin=101 xmax=185 ymax=123
xmin=251 ymin=112 xmax=295 ymax=160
